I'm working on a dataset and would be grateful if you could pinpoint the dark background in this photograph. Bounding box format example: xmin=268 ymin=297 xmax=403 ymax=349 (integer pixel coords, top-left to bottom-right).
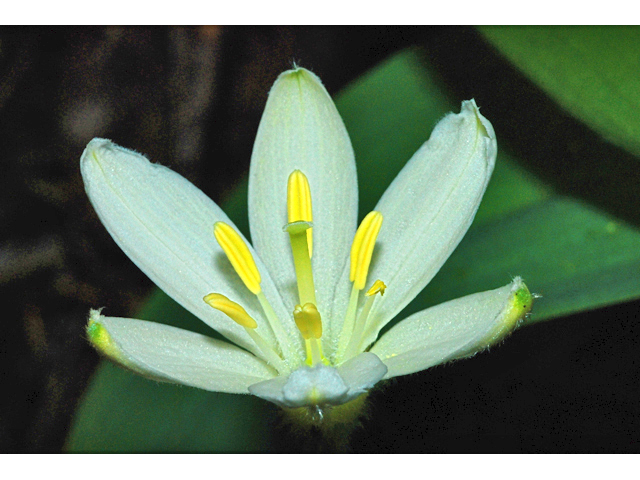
xmin=1 ymin=26 xmax=638 ymax=453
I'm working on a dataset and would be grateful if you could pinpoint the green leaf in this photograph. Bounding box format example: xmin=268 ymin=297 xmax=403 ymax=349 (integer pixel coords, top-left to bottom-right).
xmin=68 ymin=359 xmax=275 ymax=452
xmin=416 ymin=197 xmax=640 ymax=324
xmin=336 ymin=49 xmax=640 ymax=323
xmin=479 ymin=26 xmax=640 ymax=159
xmin=67 ymin=47 xmax=640 ymax=451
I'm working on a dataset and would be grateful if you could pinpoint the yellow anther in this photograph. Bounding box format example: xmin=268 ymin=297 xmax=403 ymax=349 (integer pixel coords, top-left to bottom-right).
xmin=366 ymin=279 xmax=387 ymax=297
xmin=214 ymin=222 xmax=261 ymax=294
xmin=205 ymin=293 xmax=289 ymax=373
xmin=350 ymin=211 xmax=383 ymax=290
xmin=203 ymin=293 xmax=257 ymax=329
xmin=287 ymin=170 xmax=313 ymax=257
xmin=293 ymin=303 xmax=323 ymax=340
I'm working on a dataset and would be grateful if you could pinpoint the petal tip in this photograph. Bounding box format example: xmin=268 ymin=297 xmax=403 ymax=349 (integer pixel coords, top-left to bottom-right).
xmin=508 ymin=276 xmax=534 ymax=321
xmin=80 ymin=138 xmax=149 ymax=171
xmin=489 ymin=277 xmax=534 ymax=342
xmin=86 ymin=309 xmax=121 ymax=361
xmin=86 ymin=311 xmax=140 ymax=374
xmin=461 ymin=99 xmax=493 ymax=140
xmin=271 ymin=67 xmax=326 ymax=100
xmin=80 ymin=138 xmax=123 ymax=184
xmin=80 ymin=138 xmax=114 ymax=166
xmin=276 ymin=66 xmax=322 ymax=84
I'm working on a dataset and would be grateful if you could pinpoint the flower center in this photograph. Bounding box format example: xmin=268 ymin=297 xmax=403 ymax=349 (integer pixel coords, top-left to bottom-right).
xmin=203 ymin=169 xmax=385 ymax=373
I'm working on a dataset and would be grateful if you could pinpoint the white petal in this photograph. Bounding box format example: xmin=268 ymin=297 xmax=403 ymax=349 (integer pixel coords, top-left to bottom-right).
xmin=248 ymin=365 xmax=346 ymax=408
xmin=248 ymin=352 xmax=386 ymax=408
xmin=248 ymin=68 xmax=358 ymax=343
xmin=370 ymin=278 xmax=532 ymax=379
xmin=88 ymin=312 xmax=276 ymax=393
xmin=362 ymin=100 xmax=497 ymax=347
xmin=81 ymin=139 xmax=302 ymax=360
xmin=336 ymin=352 xmax=388 ymax=398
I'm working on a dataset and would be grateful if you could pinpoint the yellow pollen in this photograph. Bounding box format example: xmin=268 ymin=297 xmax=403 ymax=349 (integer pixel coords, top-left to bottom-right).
xmin=366 ymin=279 xmax=387 ymax=297
xmin=287 ymin=170 xmax=313 ymax=257
xmin=203 ymin=293 xmax=257 ymax=329
xmin=293 ymin=303 xmax=323 ymax=340
xmin=350 ymin=211 xmax=383 ymax=290
xmin=214 ymin=222 xmax=262 ymax=294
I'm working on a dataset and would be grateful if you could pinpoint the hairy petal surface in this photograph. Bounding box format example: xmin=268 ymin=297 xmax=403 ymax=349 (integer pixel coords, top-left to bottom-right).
xmin=248 ymin=68 xmax=358 ymax=344
xmin=81 ymin=139 xmax=301 ymax=360
xmin=370 ymin=278 xmax=533 ymax=379
xmin=87 ymin=312 xmax=276 ymax=393
xmin=362 ymin=100 xmax=498 ymax=347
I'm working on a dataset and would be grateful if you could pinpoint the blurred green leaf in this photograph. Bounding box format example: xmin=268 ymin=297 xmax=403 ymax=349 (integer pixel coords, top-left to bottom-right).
xmin=479 ymin=26 xmax=640 ymax=159
xmin=67 ymin=47 xmax=640 ymax=452
xmin=67 ymin=359 xmax=275 ymax=452
xmin=336 ymin=49 xmax=640 ymax=323
xmin=418 ymin=197 xmax=640 ymax=324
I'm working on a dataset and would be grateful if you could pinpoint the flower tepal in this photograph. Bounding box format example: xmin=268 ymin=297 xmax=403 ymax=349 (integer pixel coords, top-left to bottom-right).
xmin=82 ymin=66 xmax=533 ymax=430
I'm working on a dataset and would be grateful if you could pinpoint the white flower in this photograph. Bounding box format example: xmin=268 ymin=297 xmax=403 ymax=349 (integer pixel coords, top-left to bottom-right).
xmin=82 ymin=67 xmax=532 ymax=426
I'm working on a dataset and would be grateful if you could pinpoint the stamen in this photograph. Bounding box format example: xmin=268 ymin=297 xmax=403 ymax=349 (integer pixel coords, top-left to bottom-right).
xmin=342 ymin=280 xmax=387 ymax=360
xmin=204 ymin=293 xmax=286 ymax=372
xmin=254 ymin=291 xmax=297 ymax=363
xmin=337 ymin=212 xmax=383 ymax=360
xmin=214 ymin=222 xmax=261 ymax=295
xmin=349 ymin=211 xmax=383 ymax=290
xmin=287 ymin=170 xmax=313 ymax=257
xmin=285 ymin=170 xmax=317 ymax=306
xmin=213 ymin=222 xmax=298 ymax=366
xmin=203 ymin=293 xmax=257 ymax=328
xmin=293 ymin=303 xmax=325 ymax=366
xmin=366 ymin=279 xmax=387 ymax=297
